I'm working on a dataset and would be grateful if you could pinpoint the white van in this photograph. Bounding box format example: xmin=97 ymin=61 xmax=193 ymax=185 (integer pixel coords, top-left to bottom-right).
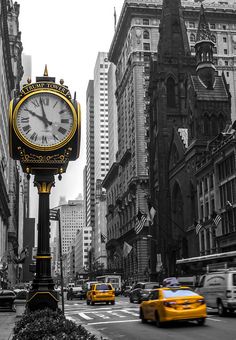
xmin=195 ymin=268 xmax=236 ymax=316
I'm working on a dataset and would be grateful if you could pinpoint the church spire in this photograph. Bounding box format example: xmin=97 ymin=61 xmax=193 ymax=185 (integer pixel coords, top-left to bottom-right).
xmin=158 ymin=0 xmax=190 ymax=59
xmin=195 ymin=4 xmax=216 ymax=89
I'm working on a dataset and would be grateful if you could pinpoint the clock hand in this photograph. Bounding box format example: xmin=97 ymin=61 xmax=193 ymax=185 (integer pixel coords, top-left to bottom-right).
xmin=39 ymin=97 xmax=52 ymax=127
xmin=24 ymin=108 xmax=47 ymax=123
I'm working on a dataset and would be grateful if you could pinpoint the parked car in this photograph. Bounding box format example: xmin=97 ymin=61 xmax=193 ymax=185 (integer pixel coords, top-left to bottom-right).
xmin=0 ymin=289 xmax=16 ymax=311
xmin=86 ymin=283 xmax=115 ymax=306
xmin=195 ymin=268 xmax=236 ymax=316
xmin=123 ymin=286 xmax=132 ymax=297
xmin=140 ymin=287 xmax=207 ymax=327
xmin=129 ymin=282 xmax=160 ymax=303
xmin=70 ymin=286 xmax=86 ymax=300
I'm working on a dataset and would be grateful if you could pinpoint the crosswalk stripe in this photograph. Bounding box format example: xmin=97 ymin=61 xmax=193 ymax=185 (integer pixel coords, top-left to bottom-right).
xmin=122 ymin=310 xmax=139 ymax=317
xmin=107 ymin=311 xmax=126 ymax=317
xmin=79 ymin=313 xmax=93 ymax=320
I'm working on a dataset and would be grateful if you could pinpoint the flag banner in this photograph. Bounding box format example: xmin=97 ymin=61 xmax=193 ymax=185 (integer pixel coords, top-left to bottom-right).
xmin=49 ymin=208 xmax=60 ymax=221
xmin=195 ymin=222 xmax=203 ymax=235
xmin=101 ymin=233 xmax=107 ymax=243
xmin=213 ymin=213 xmax=222 ymax=226
xmin=156 ymin=253 xmax=162 ymax=272
xmin=149 ymin=206 xmax=156 ymax=225
xmin=226 ymin=200 xmax=233 ymax=210
xmin=123 ymin=241 xmax=132 ymax=257
xmin=135 ymin=211 xmax=147 ymax=234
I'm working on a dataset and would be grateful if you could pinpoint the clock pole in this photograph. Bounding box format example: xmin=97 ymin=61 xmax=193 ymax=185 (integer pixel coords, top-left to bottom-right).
xmin=9 ymin=67 xmax=81 ymax=312
xmin=27 ymin=171 xmax=58 ymax=311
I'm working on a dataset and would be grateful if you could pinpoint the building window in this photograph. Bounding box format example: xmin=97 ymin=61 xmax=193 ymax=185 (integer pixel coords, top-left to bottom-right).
xmin=223 ymin=37 xmax=227 ymax=43
xmin=222 ymin=25 xmax=227 ymax=30
xmin=210 ymin=23 xmax=216 ymax=29
xmin=143 ymin=43 xmax=150 ymax=50
xmin=190 ymin=33 xmax=195 ymax=42
xmin=167 ymin=77 xmax=176 ymax=108
xmin=224 ymin=49 xmax=228 ymax=55
xmin=143 ymin=18 xmax=149 ymax=26
xmin=225 ymin=61 xmax=228 ymax=66
xmin=143 ymin=30 xmax=150 ymax=39
xmin=189 ymin=22 xmax=195 ymax=28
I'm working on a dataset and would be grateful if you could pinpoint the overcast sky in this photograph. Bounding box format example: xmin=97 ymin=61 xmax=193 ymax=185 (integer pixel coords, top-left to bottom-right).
xmin=16 ymin=0 xmax=124 ymax=217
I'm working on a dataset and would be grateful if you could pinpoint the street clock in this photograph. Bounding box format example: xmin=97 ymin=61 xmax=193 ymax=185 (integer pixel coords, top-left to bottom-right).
xmin=9 ymin=68 xmax=81 ymax=175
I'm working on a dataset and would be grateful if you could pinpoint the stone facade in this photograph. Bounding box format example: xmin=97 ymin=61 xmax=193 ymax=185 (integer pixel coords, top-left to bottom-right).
xmin=0 ymin=0 xmax=24 ymax=287
xmin=104 ymin=0 xmax=236 ymax=281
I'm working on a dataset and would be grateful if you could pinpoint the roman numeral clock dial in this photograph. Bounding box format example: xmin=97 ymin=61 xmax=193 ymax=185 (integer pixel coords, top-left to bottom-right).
xmin=13 ymin=91 xmax=77 ymax=151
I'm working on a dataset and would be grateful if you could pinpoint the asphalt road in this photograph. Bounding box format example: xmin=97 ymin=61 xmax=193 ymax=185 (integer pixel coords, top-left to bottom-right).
xmin=64 ymin=296 xmax=236 ymax=340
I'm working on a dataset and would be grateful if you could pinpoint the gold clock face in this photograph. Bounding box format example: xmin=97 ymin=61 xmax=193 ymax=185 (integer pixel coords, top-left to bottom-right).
xmin=13 ymin=90 xmax=77 ymax=151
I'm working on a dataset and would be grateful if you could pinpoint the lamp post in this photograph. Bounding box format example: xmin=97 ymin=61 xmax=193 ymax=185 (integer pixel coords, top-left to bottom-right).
xmin=49 ymin=208 xmax=64 ymax=315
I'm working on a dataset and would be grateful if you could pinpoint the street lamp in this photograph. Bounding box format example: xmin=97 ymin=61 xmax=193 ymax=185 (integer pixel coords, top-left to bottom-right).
xmin=49 ymin=208 xmax=64 ymax=315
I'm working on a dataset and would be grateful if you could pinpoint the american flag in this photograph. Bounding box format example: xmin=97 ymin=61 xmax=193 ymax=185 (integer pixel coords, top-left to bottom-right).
xmin=135 ymin=211 xmax=147 ymax=234
xmin=195 ymin=222 xmax=203 ymax=235
xmin=213 ymin=214 xmax=222 ymax=226
xmin=101 ymin=233 xmax=107 ymax=243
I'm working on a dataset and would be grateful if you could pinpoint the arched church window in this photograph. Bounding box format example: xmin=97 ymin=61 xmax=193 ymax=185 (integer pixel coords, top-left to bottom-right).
xmin=190 ymin=33 xmax=195 ymax=42
xmin=167 ymin=77 xmax=176 ymax=108
xmin=143 ymin=30 xmax=150 ymax=39
xmin=218 ymin=114 xmax=225 ymax=132
xmin=211 ymin=115 xmax=218 ymax=135
xmin=204 ymin=114 xmax=210 ymax=135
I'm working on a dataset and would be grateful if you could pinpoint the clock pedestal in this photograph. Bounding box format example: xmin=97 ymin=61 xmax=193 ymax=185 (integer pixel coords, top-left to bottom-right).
xmin=9 ymin=69 xmax=81 ymax=312
xmin=27 ymin=171 xmax=59 ymax=311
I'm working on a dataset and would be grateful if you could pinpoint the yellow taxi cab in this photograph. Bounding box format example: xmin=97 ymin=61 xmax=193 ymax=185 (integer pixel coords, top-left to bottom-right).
xmin=86 ymin=283 xmax=115 ymax=305
xmin=139 ymin=286 xmax=207 ymax=327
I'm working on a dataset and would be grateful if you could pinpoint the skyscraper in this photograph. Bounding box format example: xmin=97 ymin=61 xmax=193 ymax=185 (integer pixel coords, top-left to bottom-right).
xmin=94 ymin=52 xmax=110 ymax=182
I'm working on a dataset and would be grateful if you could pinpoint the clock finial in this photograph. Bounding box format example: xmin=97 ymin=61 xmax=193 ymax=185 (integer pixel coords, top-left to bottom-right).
xmin=44 ymin=65 xmax=48 ymax=77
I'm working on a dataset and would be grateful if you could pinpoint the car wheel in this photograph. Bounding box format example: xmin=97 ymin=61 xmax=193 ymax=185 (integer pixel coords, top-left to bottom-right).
xmin=111 ymin=301 xmax=115 ymax=305
xmin=91 ymin=301 xmax=95 ymax=306
xmin=86 ymin=300 xmax=90 ymax=305
xmin=218 ymin=301 xmax=227 ymax=316
xmin=155 ymin=312 xmax=163 ymax=328
xmin=197 ymin=318 xmax=206 ymax=326
xmin=140 ymin=308 xmax=147 ymax=324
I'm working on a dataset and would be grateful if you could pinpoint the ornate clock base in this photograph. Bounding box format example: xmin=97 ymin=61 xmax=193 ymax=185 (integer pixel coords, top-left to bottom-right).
xmin=27 ymin=290 xmax=59 ymax=311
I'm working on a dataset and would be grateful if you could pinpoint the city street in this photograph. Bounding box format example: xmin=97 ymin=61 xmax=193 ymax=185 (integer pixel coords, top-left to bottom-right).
xmin=64 ymin=296 xmax=236 ymax=340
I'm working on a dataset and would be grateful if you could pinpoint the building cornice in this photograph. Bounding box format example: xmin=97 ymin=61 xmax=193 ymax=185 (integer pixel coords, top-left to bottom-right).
xmin=102 ymin=162 xmax=119 ymax=189
xmin=0 ymin=0 xmax=14 ymax=94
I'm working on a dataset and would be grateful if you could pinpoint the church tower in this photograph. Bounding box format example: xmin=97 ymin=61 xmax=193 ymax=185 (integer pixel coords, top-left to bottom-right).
xmin=188 ymin=4 xmax=231 ymax=143
xmin=195 ymin=4 xmax=216 ymax=90
xmin=149 ymin=0 xmax=196 ymax=277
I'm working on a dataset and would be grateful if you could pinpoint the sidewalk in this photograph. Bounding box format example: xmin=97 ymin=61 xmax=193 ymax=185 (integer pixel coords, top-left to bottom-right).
xmin=0 ymin=311 xmax=18 ymax=340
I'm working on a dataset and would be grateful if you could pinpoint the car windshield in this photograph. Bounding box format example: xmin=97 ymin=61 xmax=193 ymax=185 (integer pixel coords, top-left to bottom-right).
xmin=163 ymin=289 xmax=198 ymax=298
xmin=96 ymin=284 xmax=112 ymax=291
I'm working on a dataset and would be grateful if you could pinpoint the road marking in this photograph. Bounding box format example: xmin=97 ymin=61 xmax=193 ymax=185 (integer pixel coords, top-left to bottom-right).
xmin=207 ymin=317 xmax=222 ymax=322
xmin=122 ymin=310 xmax=139 ymax=317
xmin=93 ymin=313 xmax=110 ymax=319
xmin=107 ymin=311 xmax=126 ymax=317
xmin=88 ymin=319 xmax=140 ymax=325
xmin=79 ymin=313 xmax=93 ymax=320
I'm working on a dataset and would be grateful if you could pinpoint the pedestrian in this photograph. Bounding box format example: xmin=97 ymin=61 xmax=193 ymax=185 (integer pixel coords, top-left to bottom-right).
xmin=68 ymin=287 xmax=73 ymax=300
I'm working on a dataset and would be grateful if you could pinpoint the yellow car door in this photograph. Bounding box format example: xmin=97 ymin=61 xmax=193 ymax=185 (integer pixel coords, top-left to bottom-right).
xmin=146 ymin=290 xmax=160 ymax=321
